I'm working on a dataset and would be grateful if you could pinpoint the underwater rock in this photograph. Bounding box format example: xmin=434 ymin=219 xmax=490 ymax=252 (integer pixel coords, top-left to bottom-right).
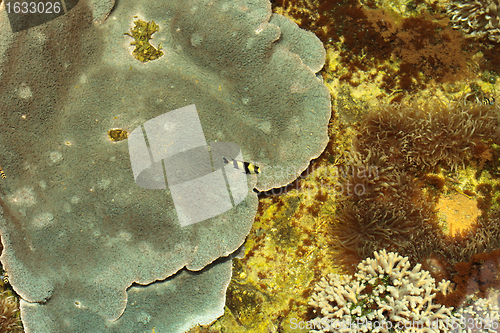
xmin=0 ymin=0 xmax=330 ymax=331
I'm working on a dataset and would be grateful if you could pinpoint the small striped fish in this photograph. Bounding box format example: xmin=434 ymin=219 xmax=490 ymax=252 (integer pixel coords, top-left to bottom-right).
xmin=222 ymin=156 xmax=260 ymax=174
xmin=0 ymin=165 xmax=5 ymax=179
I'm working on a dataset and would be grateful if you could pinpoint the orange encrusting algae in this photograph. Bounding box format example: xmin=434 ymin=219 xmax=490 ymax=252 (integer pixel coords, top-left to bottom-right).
xmin=436 ymin=192 xmax=480 ymax=237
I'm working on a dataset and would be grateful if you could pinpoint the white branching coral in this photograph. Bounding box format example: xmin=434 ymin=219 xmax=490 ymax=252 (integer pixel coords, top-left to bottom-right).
xmin=456 ymin=292 xmax=500 ymax=333
xmin=447 ymin=0 xmax=500 ymax=42
xmin=308 ymin=250 xmax=455 ymax=332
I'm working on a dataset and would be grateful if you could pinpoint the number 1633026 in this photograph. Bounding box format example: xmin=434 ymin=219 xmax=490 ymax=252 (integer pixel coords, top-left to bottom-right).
xmin=5 ymin=2 xmax=61 ymax=14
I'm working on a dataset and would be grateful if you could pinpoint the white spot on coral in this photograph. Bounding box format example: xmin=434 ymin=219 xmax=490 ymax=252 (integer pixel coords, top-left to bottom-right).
xmin=32 ymin=212 xmax=54 ymax=229
xmin=98 ymin=179 xmax=111 ymax=190
xmin=104 ymin=232 xmax=132 ymax=247
xmin=163 ymin=121 xmax=177 ymax=132
xmin=136 ymin=312 xmax=151 ymax=324
xmin=289 ymin=116 xmax=301 ymax=133
xmin=19 ymin=83 xmax=32 ymax=99
xmin=242 ymin=97 xmax=250 ymax=105
xmin=139 ymin=242 xmax=152 ymax=255
xmin=30 ymin=31 xmax=46 ymax=47
xmin=257 ymin=121 xmax=271 ymax=134
xmin=8 ymin=187 xmax=36 ymax=207
xmin=190 ymin=33 xmax=203 ymax=47
xmin=49 ymin=151 xmax=63 ymax=164
xmin=118 ymin=231 xmax=132 ymax=241
xmin=238 ymin=4 xmax=249 ymax=11
xmin=290 ymin=81 xmax=310 ymax=93
xmin=79 ymin=74 xmax=88 ymax=84
xmin=71 ymin=196 xmax=80 ymax=204
xmin=39 ymin=180 xmax=47 ymax=190
xmin=63 ymin=203 xmax=71 ymax=213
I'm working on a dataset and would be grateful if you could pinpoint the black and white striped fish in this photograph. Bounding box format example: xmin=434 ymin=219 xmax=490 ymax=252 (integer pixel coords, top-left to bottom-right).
xmin=222 ymin=156 xmax=260 ymax=174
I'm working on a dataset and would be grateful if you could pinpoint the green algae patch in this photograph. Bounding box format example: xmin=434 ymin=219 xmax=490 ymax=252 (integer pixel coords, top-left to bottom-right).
xmin=125 ymin=19 xmax=164 ymax=62
xmin=189 ymin=160 xmax=348 ymax=332
xmin=107 ymin=128 xmax=128 ymax=142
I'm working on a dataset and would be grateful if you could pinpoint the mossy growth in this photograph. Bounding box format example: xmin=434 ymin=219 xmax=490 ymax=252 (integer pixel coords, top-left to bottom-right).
xmin=125 ymin=19 xmax=164 ymax=62
xmin=273 ymin=0 xmax=473 ymax=99
xmin=107 ymin=128 xmax=128 ymax=142
xmin=188 ymin=155 xmax=347 ymax=332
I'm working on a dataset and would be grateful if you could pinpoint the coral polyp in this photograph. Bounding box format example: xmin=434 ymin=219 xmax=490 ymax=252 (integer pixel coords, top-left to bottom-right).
xmin=356 ymin=102 xmax=500 ymax=171
xmin=0 ymin=291 xmax=22 ymax=333
xmin=331 ymin=99 xmax=500 ymax=279
xmin=448 ymin=0 xmax=500 ymax=42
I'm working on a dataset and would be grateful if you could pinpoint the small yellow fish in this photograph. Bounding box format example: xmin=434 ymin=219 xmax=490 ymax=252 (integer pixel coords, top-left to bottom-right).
xmin=0 ymin=165 xmax=5 ymax=179
xmin=222 ymin=156 xmax=260 ymax=174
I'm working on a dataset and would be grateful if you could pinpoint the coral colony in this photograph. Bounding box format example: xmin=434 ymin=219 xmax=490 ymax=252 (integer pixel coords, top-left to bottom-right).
xmin=274 ymin=0 xmax=470 ymax=100
xmin=331 ymin=100 xmax=500 ymax=266
xmin=0 ymin=0 xmax=330 ymax=331
xmin=308 ymin=250 xmax=499 ymax=333
xmin=322 ymin=100 xmax=500 ymax=332
xmin=3 ymin=0 xmax=500 ymax=331
xmin=447 ymin=0 xmax=500 ymax=42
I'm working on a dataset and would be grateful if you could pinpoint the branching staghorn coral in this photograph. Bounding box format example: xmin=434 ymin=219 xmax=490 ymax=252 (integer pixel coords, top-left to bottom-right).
xmin=457 ymin=292 xmax=500 ymax=332
xmin=309 ymin=250 xmax=455 ymax=333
